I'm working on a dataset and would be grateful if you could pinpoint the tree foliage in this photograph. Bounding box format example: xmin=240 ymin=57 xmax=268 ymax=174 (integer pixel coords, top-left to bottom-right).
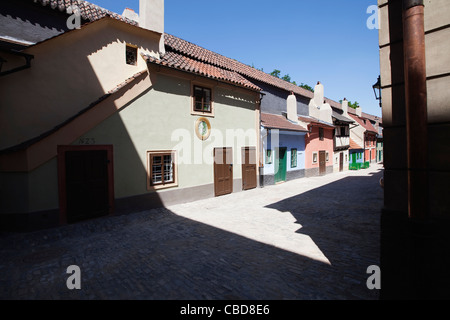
xmin=269 ymin=69 xmax=314 ymax=92
xmin=339 ymin=99 xmax=360 ymax=109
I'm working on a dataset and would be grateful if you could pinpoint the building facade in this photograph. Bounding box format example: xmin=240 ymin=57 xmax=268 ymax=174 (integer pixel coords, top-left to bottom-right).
xmin=378 ymin=0 xmax=450 ymax=299
xmin=0 ymin=0 xmax=261 ymax=231
xmin=332 ymin=99 xmax=354 ymax=172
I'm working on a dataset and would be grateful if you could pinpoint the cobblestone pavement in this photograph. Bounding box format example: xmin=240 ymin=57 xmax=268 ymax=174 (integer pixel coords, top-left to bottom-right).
xmin=0 ymin=165 xmax=383 ymax=300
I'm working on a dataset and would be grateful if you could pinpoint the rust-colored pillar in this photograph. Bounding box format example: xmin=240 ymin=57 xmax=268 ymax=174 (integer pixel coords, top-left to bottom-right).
xmin=403 ymin=0 xmax=428 ymax=220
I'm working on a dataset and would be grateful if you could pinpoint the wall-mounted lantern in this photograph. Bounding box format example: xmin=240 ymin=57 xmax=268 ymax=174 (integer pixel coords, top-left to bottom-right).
xmin=372 ymin=75 xmax=382 ymax=108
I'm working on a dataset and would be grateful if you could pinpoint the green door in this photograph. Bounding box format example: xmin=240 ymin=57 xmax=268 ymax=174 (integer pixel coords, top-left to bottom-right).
xmin=274 ymin=147 xmax=287 ymax=183
xmin=351 ymin=153 xmax=357 ymax=164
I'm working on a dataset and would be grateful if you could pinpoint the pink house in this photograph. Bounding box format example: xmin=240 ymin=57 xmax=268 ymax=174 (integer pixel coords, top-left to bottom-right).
xmin=300 ymin=116 xmax=335 ymax=177
xmin=298 ymin=82 xmax=335 ymax=177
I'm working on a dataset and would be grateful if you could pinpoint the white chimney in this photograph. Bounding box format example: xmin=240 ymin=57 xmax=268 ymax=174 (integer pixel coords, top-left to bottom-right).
xmin=122 ymin=8 xmax=139 ymax=23
xmin=139 ymin=0 xmax=165 ymax=54
xmin=356 ymin=105 xmax=362 ymax=117
xmin=308 ymin=81 xmax=332 ymax=124
xmin=287 ymin=92 xmax=298 ymax=123
xmin=341 ymin=98 xmax=349 ymax=117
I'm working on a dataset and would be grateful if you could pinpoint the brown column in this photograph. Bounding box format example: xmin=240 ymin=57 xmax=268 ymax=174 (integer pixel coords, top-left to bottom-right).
xmin=402 ymin=0 xmax=428 ymax=220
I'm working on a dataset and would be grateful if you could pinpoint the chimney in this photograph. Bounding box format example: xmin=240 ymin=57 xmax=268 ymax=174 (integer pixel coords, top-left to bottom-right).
xmin=139 ymin=0 xmax=165 ymax=53
xmin=341 ymin=98 xmax=349 ymax=117
xmin=122 ymin=8 xmax=139 ymax=23
xmin=287 ymin=92 xmax=298 ymax=123
xmin=312 ymin=81 xmax=324 ymax=109
xmin=355 ymin=105 xmax=362 ymax=117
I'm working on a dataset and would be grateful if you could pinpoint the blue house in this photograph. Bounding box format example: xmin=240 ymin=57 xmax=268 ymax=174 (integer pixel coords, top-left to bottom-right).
xmin=260 ymin=93 xmax=309 ymax=186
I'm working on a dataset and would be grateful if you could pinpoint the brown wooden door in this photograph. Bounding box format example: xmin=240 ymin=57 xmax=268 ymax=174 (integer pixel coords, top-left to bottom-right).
xmin=339 ymin=152 xmax=344 ymax=172
xmin=214 ymin=148 xmax=233 ymax=196
xmin=319 ymin=151 xmax=327 ymax=175
xmin=65 ymin=150 xmax=109 ymax=223
xmin=58 ymin=145 xmax=114 ymax=225
xmin=242 ymin=147 xmax=257 ymax=191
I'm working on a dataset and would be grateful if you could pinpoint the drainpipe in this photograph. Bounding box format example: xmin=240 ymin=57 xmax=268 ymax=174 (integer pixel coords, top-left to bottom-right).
xmin=403 ymin=0 xmax=428 ymax=220
xmin=402 ymin=0 xmax=430 ymax=299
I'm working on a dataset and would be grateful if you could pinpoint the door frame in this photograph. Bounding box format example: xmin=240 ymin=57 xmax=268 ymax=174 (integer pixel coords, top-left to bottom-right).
xmin=57 ymin=145 xmax=115 ymax=225
xmin=241 ymin=146 xmax=257 ymax=191
xmin=213 ymin=147 xmax=233 ymax=197
xmin=339 ymin=152 xmax=344 ymax=172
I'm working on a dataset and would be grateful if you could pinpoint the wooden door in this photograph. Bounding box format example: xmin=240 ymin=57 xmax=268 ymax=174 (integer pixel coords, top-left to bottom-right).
xmin=319 ymin=151 xmax=327 ymax=175
xmin=242 ymin=147 xmax=257 ymax=191
xmin=274 ymin=147 xmax=287 ymax=183
xmin=60 ymin=147 xmax=113 ymax=224
xmin=214 ymin=148 xmax=233 ymax=197
xmin=339 ymin=152 xmax=344 ymax=172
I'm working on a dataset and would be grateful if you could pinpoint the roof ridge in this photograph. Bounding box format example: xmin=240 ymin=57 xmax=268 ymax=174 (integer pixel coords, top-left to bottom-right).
xmin=164 ymin=33 xmax=317 ymax=99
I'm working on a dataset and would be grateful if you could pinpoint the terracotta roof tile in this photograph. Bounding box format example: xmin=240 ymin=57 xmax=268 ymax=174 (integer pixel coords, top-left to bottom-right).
xmin=164 ymin=34 xmax=316 ymax=99
xmin=349 ymin=138 xmax=364 ymax=150
xmin=142 ymin=52 xmax=261 ymax=91
xmin=261 ymin=113 xmax=308 ymax=132
xmin=33 ymin=0 xmax=138 ymax=26
xmin=348 ymin=113 xmax=378 ymax=133
xmin=298 ymin=115 xmax=335 ymax=128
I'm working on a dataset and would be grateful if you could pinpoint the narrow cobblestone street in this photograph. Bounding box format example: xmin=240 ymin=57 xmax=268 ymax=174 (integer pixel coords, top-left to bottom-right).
xmin=0 ymin=164 xmax=383 ymax=300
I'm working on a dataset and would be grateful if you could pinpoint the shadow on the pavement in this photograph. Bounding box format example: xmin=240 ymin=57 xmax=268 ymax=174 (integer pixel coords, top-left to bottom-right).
xmin=0 ymin=168 xmax=383 ymax=300
xmin=265 ymin=168 xmax=383 ymax=268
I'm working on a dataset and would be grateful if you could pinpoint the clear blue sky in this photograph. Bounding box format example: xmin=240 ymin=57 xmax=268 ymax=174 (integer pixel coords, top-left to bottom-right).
xmin=92 ymin=0 xmax=381 ymax=117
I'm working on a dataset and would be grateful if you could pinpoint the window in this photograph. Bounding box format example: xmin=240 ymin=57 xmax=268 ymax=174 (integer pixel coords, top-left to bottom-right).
xmin=126 ymin=44 xmax=137 ymax=66
xmin=265 ymin=149 xmax=273 ymax=164
xmin=291 ymin=149 xmax=297 ymax=168
xmin=147 ymin=151 xmax=177 ymax=190
xmin=319 ymin=128 xmax=324 ymax=141
xmin=193 ymin=85 xmax=212 ymax=113
xmin=326 ymin=152 xmax=329 ymax=162
xmin=312 ymin=152 xmax=318 ymax=164
xmin=345 ymin=154 xmax=348 ymax=162
xmin=340 ymin=126 xmax=346 ymax=137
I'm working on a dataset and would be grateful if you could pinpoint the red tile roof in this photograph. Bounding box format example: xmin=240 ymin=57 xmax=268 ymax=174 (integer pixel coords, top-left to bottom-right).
xmin=349 ymin=138 xmax=364 ymax=150
xmin=348 ymin=113 xmax=378 ymax=134
xmin=261 ymin=113 xmax=308 ymax=132
xmin=30 ymin=0 xmax=381 ymax=120
xmin=298 ymin=115 xmax=335 ymax=128
xmin=33 ymin=0 xmax=138 ymax=26
xmin=164 ymin=34 xmax=316 ymax=99
xmin=142 ymin=52 xmax=261 ymax=91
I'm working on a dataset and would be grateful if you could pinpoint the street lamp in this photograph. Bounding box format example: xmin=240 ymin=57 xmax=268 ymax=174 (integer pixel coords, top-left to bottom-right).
xmin=372 ymin=75 xmax=382 ymax=108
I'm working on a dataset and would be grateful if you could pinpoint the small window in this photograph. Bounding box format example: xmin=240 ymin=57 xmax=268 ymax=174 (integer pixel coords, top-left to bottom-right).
xmin=312 ymin=152 xmax=318 ymax=164
xmin=193 ymin=85 xmax=212 ymax=113
xmin=340 ymin=126 xmax=346 ymax=137
xmin=345 ymin=154 xmax=348 ymax=162
xmin=126 ymin=44 xmax=138 ymax=66
xmin=266 ymin=149 xmax=273 ymax=164
xmin=319 ymin=128 xmax=324 ymax=141
xmin=326 ymin=152 xmax=329 ymax=162
xmin=291 ymin=149 xmax=297 ymax=168
xmin=147 ymin=151 xmax=177 ymax=190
